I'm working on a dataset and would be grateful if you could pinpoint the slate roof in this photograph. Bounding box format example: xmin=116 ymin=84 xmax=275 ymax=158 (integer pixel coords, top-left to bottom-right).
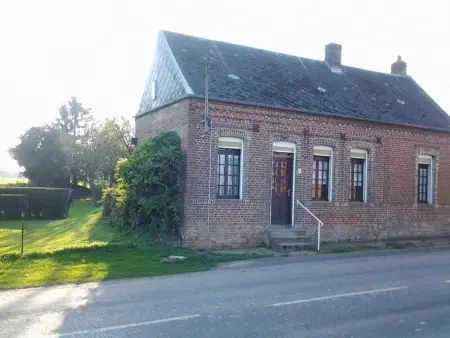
xmin=160 ymin=31 xmax=450 ymax=131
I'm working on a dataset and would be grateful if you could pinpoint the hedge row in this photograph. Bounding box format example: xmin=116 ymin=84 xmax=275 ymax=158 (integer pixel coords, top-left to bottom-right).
xmin=0 ymin=187 xmax=71 ymax=219
xmin=0 ymin=194 xmax=28 ymax=219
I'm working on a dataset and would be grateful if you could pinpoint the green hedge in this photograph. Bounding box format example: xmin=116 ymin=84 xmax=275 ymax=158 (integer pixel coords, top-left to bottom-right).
xmin=0 ymin=194 xmax=28 ymax=219
xmin=0 ymin=187 xmax=71 ymax=219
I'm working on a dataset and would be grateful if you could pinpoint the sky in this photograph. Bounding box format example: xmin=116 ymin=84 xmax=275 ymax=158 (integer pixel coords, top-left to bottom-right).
xmin=1 ymin=0 xmax=449 ymax=173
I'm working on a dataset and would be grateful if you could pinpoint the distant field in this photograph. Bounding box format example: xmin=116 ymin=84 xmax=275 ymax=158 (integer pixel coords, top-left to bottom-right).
xmin=0 ymin=177 xmax=28 ymax=185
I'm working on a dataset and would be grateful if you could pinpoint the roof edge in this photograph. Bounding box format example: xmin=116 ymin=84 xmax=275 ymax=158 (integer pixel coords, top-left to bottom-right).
xmin=160 ymin=31 xmax=194 ymax=94
xmin=408 ymin=76 xmax=449 ymax=118
xmin=136 ymin=94 xmax=450 ymax=134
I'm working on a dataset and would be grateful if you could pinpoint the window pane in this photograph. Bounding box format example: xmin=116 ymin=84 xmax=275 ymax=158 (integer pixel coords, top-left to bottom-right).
xmin=323 ymin=160 xmax=328 ymax=170
xmin=233 ymin=165 xmax=239 ymax=175
xmin=217 ymin=148 xmax=241 ymax=198
xmin=233 ymin=186 xmax=239 ymax=197
xmin=418 ymin=164 xmax=430 ymax=203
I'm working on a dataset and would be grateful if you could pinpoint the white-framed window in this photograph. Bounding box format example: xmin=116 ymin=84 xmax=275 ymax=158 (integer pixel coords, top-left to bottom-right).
xmin=417 ymin=155 xmax=433 ymax=204
xmin=217 ymin=137 xmax=243 ymax=199
xmin=312 ymin=146 xmax=333 ymax=201
xmin=350 ymin=149 xmax=368 ymax=202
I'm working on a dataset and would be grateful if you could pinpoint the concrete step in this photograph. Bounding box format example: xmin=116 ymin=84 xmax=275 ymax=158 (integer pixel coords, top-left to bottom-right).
xmin=269 ymin=229 xmax=307 ymax=236
xmin=264 ymin=228 xmax=315 ymax=252
xmin=278 ymin=242 xmax=314 ymax=247
xmin=271 ymin=234 xmax=310 ymax=240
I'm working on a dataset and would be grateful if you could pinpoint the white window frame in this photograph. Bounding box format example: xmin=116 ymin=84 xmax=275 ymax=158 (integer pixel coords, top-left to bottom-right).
xmin=218 ymin=137 xmax=244 ymax=199
xmin=417 ymin=155 xmax=433 ymax=204
xmin=350 ymin=149 xmax=368 ymax=203
xmin=312 ymin=146 xmax=333 ymax=201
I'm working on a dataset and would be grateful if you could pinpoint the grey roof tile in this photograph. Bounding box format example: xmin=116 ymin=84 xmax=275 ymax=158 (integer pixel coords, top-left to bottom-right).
xmin=162 ymin=31 xmax=450 ymax=131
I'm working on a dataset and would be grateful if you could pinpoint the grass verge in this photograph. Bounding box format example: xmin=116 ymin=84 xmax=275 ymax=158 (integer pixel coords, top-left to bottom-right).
xmin=0 ymin=246 xmax=270 ymax=289
xmin=0 ymin=199 xmax=272 ymax=289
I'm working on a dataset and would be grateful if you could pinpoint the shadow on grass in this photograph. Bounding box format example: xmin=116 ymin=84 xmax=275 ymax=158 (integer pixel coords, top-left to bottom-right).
xmin=0 ymin=200 xmax=120 ymax=255
xmin=0 ymin=244 xmax=269 ymax=290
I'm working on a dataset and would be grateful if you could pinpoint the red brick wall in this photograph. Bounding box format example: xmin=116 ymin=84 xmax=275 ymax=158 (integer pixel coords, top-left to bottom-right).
xmin=135 ymin=100 xmax=190 ymax=146
xmin=182 ymin=98 xmax=450 ymax=249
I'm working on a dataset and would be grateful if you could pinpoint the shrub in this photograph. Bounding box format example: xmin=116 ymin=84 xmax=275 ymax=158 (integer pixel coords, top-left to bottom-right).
xmin=0 ymin=194 xmax=28 ymax=219
xmin=106 ymin=132 xmax=185 ymax=241
xmin=0 ymin=187 xmax=71 ymax=219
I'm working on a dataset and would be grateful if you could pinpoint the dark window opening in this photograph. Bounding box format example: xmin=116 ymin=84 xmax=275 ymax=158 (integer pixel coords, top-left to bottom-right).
xmin=350 ymin=158 xmax=365 ymax=202
xmin=217 ymin=148 xmax=241 ymax=199
xmin=418 ymin=164 xmax=430 ymax=204
xmin=312 ymin=155 xmax=330 ymax=201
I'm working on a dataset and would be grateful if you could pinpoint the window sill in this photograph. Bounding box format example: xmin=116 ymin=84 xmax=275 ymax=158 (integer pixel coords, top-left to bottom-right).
xmin=310 ymin=200 xmax=333 ymax=206
xmin=416 ymin=203 xmax=435 ymax=209
xmin=215 ymin=198 xmax=243 ymax=203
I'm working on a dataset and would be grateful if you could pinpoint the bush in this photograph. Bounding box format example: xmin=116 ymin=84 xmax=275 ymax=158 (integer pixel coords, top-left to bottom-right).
xmin=0 ymin=187 xmax=71 ymax=219
xmin=105 ymin=132 xmax=185 ymax=241
xmin=0 ymin=194 xmax=28 ymax=219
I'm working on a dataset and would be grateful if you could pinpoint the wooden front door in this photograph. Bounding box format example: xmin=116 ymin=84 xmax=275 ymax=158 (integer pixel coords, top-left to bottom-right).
xmin=271 ymin=152 xmax=294 ymax=225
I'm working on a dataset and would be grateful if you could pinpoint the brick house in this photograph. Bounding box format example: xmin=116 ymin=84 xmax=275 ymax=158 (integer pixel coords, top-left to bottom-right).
xmin=135 ymin=30 xmax=450 ymax=249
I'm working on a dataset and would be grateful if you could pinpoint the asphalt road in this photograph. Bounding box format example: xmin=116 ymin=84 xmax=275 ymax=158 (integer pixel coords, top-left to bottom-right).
xmin=2 ymin=248 xmax=450 ymax=337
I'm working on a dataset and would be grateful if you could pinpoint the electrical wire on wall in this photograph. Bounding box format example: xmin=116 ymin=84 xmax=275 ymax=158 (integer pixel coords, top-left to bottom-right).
xmin=204 ymin=58 xmax=213 ymax=239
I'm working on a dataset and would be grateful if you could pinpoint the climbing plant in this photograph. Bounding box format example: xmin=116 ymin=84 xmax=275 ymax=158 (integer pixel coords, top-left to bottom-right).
xmin=103 ymin=132 xmax=185 ymax=241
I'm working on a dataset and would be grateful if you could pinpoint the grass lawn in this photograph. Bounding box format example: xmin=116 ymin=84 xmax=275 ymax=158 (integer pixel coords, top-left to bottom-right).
xmin=0 ymin=200 xmax=270 ymax=289
xmin=0 ymin=200 xmax=117 ymax=255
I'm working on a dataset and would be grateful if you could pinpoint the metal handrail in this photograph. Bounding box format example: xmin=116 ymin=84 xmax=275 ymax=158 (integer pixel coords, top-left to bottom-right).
xmin=296 ymin=200 xmax=324 ymax=251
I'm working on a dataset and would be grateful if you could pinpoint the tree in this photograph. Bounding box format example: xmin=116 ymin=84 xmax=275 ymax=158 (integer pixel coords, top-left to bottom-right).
xmin=55 ymin=97 xmax=93 ymax=186
xmin=55 ymin=96 xmax=93 ymax=138
xmin=82 ymin=117 xmax=134 ymax=199
xmin=9 ymin=126 xmax=69 ymax=187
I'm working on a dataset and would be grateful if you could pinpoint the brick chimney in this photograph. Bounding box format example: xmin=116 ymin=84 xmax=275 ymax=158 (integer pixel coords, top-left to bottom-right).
xmin=325 ymin=43 xmax=342 ymax=68
xmin=391 ymin=56 xmax=407 ymax=75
